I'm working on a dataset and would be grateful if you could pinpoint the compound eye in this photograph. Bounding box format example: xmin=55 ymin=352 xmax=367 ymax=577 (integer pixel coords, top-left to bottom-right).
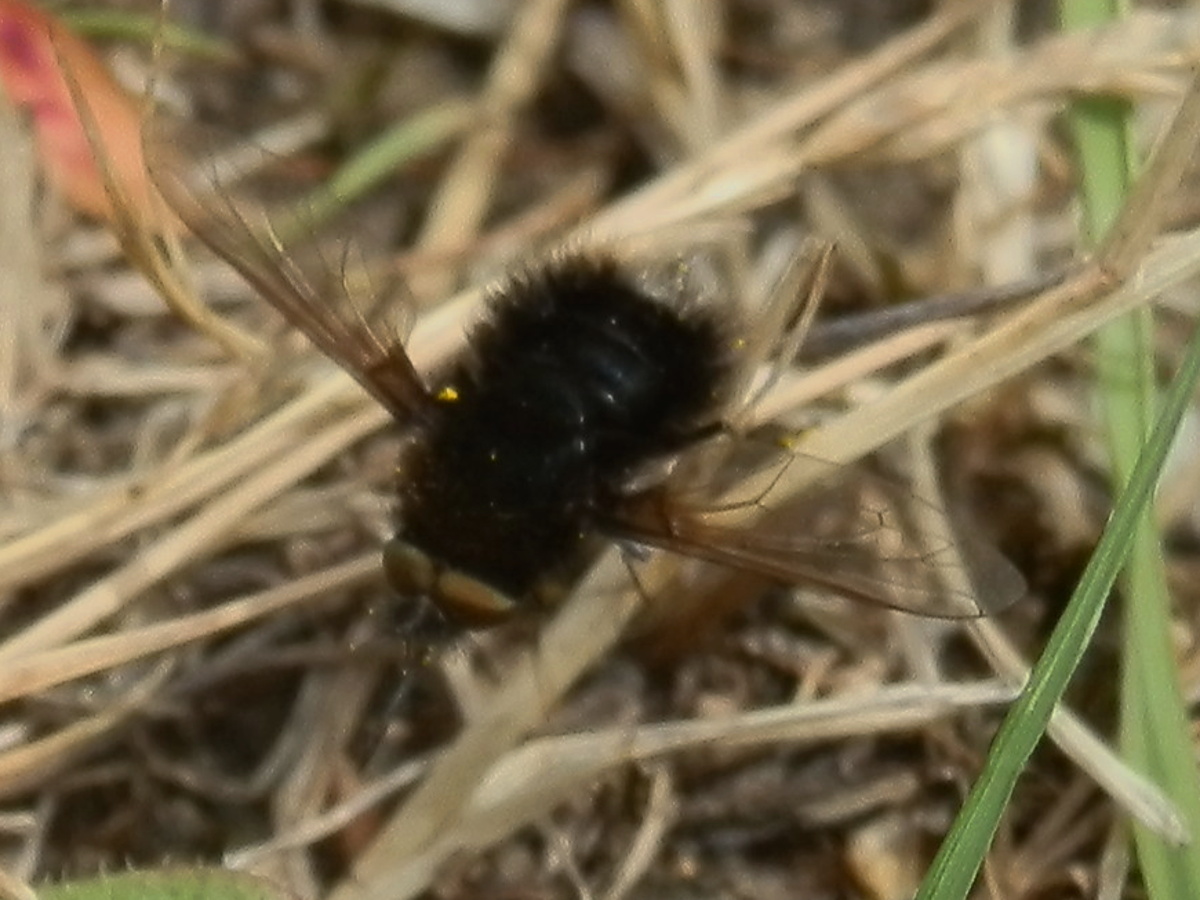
xmin=383 ymin=540 xmax=437 ymax=596
xmin=383 ymin=540 xmax=520 ymax=628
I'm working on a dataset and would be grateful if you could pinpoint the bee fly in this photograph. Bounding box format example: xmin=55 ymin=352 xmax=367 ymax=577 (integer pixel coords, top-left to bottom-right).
xmin=148 ymin=136 xmax=1024 ymax=634
xmin=384 ymin=254 xmax=735 ymax=625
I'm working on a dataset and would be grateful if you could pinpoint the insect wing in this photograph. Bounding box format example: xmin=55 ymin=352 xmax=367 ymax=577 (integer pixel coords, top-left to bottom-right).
xmin=144 ymin=118 xmax=431 ymax=419
xmin=609 ymin=450 xmax=1025 ymax=619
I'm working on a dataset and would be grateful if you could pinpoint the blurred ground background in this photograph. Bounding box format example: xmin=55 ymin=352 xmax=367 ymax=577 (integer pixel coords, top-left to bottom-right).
xmin=4 ymin=1 xmax=1200 ymax=898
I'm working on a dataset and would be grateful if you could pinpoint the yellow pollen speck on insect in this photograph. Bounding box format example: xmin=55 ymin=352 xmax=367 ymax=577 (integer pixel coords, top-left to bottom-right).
xmin=437 ymin=386 xmax=460 ymax=403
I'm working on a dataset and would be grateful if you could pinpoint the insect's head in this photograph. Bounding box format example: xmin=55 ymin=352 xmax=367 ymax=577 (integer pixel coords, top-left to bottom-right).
xmin=383 ymin=538 xmax=521 ymax=628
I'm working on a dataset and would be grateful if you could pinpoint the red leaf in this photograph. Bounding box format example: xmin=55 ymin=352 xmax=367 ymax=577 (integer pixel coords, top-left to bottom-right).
xmin=0 ymin=0 xmax=164 ymax=226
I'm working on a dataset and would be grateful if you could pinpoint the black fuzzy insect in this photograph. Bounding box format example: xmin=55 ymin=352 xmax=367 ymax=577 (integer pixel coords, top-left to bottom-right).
xmin=148 ymin=138 xmax=1023 ymax=631
xmin=393 ymin=255 xmax=729 ymax=621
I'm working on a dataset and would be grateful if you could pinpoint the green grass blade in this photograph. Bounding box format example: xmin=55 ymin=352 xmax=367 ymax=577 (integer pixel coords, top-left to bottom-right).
xmin=914 ymin=283 xmax=1200 ymax=899
xmin=1060 ymin=0 xmax=1200 ymax=896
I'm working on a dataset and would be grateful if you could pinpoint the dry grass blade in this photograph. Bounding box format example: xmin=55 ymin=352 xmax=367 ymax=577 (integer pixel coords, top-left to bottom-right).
xmin=0 ymin=555 xmax=377 ymax=703
xmin=55 ymin=30 xmax=267 ymax=364
xmin=0 ymin=105 xmax=67 ymax=464
xmin=411 ymin=0 xmax=573 ymax=299
xmin=0 ymin=406 xmax=384 ymax=661
xmin=331 ymin=679 xmax=1016 ymax=900
xmin=329 ymin=553 xmax=643 ymax=900
xmin=0 ymin=662 xmax=172 ymax=801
